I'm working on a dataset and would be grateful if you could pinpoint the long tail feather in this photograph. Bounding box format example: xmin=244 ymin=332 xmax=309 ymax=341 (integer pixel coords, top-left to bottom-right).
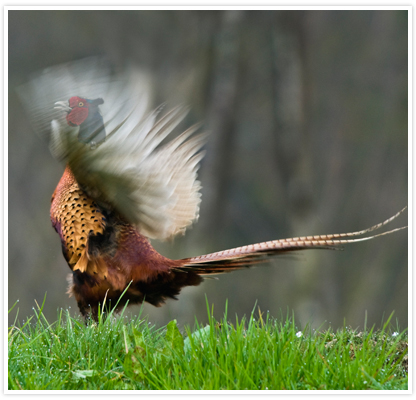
xmin=176 ymin=207 xmax=407 ymax=275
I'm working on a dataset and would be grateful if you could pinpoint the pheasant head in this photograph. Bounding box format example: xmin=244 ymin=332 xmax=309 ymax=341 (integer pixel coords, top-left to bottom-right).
xmin=55 ymin=96 xmax=105 ymax=145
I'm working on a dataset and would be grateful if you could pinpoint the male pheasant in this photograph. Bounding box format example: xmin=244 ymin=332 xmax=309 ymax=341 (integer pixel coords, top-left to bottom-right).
xmin=19 ymin=59 xmax=406 ymax=321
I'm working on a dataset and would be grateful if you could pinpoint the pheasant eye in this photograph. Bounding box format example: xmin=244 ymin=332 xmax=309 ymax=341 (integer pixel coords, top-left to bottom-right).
xmin=78 ymin=101 xmax=84 ymax=107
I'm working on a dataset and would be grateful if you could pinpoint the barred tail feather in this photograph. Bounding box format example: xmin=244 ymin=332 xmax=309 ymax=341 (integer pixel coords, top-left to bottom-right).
xmin=176 ymin=207 xmax=407 ymax=275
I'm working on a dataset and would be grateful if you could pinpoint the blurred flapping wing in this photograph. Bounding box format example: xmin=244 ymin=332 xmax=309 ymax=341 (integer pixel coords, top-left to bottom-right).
xmin=18 ymin=58 xmax=206 ymax=240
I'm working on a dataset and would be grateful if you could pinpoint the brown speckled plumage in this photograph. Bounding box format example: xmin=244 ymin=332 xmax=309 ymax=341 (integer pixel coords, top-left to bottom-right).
xmin=51 ymin=167 xmax=105 ymax=274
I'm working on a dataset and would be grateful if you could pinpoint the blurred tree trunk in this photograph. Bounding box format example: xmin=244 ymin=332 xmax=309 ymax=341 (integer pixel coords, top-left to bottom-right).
xmin=270 ymin=11 xmax=315 ymax=231
xmin=197 ymin=11 xmax=244 ymax=245
xmin=269 ymin=12 xmax=340 ymax=323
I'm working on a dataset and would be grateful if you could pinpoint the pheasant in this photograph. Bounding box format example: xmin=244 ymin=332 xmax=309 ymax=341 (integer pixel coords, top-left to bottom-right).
xmin=19 ymin=59 xmax=407 ymax=321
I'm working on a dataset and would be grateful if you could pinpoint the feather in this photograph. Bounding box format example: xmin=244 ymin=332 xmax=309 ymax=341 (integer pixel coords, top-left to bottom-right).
xmin=177 ymin=206 xmax=408 ymax=275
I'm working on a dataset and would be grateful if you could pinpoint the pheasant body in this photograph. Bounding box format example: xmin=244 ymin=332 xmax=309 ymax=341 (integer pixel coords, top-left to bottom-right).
xmin=51 ymin=166 xmax=202 ymax=319
xmin=18 ymin=59 xmax=406 ymax=321
xmin=51 ymin=161 xmax=405 ymax=320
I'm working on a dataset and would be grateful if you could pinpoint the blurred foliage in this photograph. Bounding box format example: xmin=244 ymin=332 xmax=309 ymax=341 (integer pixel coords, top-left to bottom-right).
xmin=8 ymin=10 xmax=408 ymax=329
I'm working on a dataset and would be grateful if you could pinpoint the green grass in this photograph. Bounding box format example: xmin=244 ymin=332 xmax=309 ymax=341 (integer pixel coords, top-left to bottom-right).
xmin=8 ymin=297 xmax=408 ymax=390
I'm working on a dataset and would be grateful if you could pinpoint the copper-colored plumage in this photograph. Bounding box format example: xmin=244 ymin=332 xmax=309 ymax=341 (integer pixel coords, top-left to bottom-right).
xmin=51 ymin=167 xmax=105 ymax=276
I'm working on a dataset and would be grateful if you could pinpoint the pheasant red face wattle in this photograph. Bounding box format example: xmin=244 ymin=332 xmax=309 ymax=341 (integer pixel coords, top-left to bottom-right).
xmin=66 ymin=96 xmax=103 ymax=127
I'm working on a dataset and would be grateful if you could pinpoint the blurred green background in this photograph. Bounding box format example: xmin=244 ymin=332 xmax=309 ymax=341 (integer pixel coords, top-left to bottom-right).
xmin=8 ymin=10 xmax=408 ymax=330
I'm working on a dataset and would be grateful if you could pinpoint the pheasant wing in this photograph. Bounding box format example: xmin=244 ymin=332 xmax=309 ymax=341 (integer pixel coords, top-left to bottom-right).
xmin=18 ymin=58 xmax=205 ymax=240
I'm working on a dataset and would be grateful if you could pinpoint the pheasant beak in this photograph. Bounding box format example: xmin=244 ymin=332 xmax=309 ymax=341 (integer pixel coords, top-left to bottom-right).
xmin=54 ymin=100 xmax=72 ymax=113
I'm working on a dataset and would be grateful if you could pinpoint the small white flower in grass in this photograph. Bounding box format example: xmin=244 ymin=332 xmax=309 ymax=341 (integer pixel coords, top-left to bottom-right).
xmin=392 ymin=332 xmax=399 ymax=337
xmin=296 ymin=331 xmax=303 ymax=338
